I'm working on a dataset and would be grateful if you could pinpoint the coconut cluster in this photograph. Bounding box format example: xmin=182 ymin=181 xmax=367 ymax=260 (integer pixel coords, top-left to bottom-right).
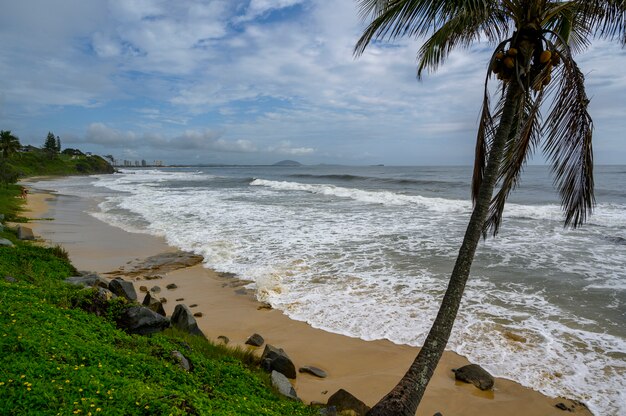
xmin=531 ymin=48 xmax=561 ymax=91
xmin=491 ymin=47 xmax=519 ymax=81
xmin=491 ymin=45 xmax=562 ymax=91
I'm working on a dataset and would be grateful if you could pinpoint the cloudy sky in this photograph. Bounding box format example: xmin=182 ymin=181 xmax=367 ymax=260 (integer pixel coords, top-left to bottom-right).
xmin=1 ymin=1 xmax=624 ymax=165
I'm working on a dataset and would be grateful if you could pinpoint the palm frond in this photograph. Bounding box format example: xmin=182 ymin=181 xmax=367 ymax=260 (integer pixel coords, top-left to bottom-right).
xmin=578 ymin=0 xmax=626 ymax=45
xmin=473 ymin=89 xmax=493 ymax=203
xmin=416 ymin=5 xmax=509 ymax=77
xmin=484 ymin=91 xmax=544 ymax=236
xmin=355 ymin=0 xmax=450 ymax=56
xmin=544 ymin=51 xmax=594 ymax=228
xmin=354 ymin=0 xmax=503 ymax=57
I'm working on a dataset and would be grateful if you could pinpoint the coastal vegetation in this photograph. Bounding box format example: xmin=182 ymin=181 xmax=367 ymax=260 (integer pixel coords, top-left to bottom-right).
xmin=0 ymin=190 xmax=316 ymax=415
xmin=355 ymin=1 xmax=624 ymax=414
xmin=0 ymin=130 xmax=114 ymax=186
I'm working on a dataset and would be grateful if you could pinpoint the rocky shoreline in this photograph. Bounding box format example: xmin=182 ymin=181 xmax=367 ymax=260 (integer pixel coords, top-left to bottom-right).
xmin=22 ymin=184 xmax=594 ymax=416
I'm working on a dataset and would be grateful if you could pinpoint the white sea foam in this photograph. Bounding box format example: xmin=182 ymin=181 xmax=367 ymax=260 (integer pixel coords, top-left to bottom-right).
xmin=250 ymin=178 xmax=470 ymax=213
xmin=59 ymin=170 xmax=626 ymax=416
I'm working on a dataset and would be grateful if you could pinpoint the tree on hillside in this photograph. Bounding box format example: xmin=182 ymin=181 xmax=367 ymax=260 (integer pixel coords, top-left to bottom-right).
xmin=0 ymin=130 xmax=21 ymax=159
xmin=44 ymin=132 xmax=60 ymax=157
xmin=355 ymin=1 xmax=624 ymax=414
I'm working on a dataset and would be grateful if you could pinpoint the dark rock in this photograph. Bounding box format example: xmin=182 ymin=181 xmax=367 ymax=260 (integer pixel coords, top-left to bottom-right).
xmin=434 ymin=413 xmax=444 ymax=416
xmin=17 ymin=225 xmax=35 ymax=240
xmin=299 ymin=366 xmax=327 ymax=378
xmin=270 ymin=371 xmax=300 ymax=401
xmin=176 ymin=298 xmax=184 ymax=301
xmin=261 ymin=344 xmax=296 ymax=379
xmin=318 ymin=407 xmax=337 ymax=416
xmin=171 ymin=304 xmax=204 ymax=337
xmin=257 ymin=302 xmax=272 ymax=310
xmin=139 ymin=285 xmax=148 ymax=292
xmin=159 ymin=297 xmax=167 ymax=304
xmin=4 ymin=276 xmax=17 ymax=283
xmin=166 ymin=283 xmax=178 ymax=290
xmin=108 ymin=252 xmax=203 ymax=278
xmin=95 ymin=287 xmax=115 ymax=301
xmin=245 ymin=333 xmax=265 ymax=347
xmin=117 ymin=306 xmax=170 ymax=335
xmin=142 ymin=292 xmax=166 ymax=316
xmin=108 ymin=278 xmax=137 ymax=301
xmin=65 ymin=273 xmax=109 ymax=288
xmin=189 ymin=304 xmax=198 ymax=308
xmin=171 ymin=350 xmax=191 ymax=372
xmin=0 ymin=238 xmax=14 ymax=247
xmin=150 ymin=285 xmax=161 ymax=293
xmin=452 ymin=364 xmax=494 ymax=391
xmin=555 ymin=402 xmax=573 ymax=412
xmin=144 ymin=274 xmax=163 ymax=280
xmin=327 ymin=389 xmax=370 ymax=416
xmin=193 ymin=312 xmax=203 ymax=317
xmin=217 ymin=335 xmax=229 ymax=345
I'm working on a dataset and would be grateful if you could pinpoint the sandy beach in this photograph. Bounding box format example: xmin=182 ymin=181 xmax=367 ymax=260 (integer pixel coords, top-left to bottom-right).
xmin=22 ymin=183 xmax=592 ymax=416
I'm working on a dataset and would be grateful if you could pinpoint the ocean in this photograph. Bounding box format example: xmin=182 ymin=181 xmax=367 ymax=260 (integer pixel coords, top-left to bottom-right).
xmin=37 ymin=165 xmax=625 ymax=415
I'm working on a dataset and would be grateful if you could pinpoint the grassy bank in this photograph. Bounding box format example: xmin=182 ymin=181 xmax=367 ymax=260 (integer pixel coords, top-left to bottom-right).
xmin=5 ymin=151 xmax=114 ymax=177
xmin=0 ymin=185 xmax=27 ymax=222
xmin=0 ymin=191 xmax=315 ymax=415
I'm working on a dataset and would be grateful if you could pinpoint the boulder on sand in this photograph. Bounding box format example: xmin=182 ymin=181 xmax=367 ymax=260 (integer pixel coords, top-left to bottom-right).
xmin=117 ymin=306 xmax=170 ymax=335
xmin=452 ymin=364 xmax=494 ymax=391
xmin=171 ymin=304 xmax=205 ymax=337
xmin=108 ymin=278 xmax=137 ymax=301
xmin=17 ymin=225 xmax=35 ymax=240
xmin=245 ymin=333 xmax=265 ymax=347
xmin=327 ymin=389 xmax=370 ymax=416
xmin=271 ymin=371 xmax=300 ymax=401
xmin=260 ymin=344 xmax=296 ymax=379
xmin=142 ymin=292 xmax=166 ymax=316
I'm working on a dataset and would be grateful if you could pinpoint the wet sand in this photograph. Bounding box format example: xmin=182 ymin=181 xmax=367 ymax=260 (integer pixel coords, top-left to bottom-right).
xmin=22 ymin=183 xmax=592 ymax=416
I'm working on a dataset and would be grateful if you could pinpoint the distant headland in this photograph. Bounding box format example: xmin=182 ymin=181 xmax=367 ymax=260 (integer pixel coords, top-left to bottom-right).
xmin=273 ymin=160 xmax=302 ymax=166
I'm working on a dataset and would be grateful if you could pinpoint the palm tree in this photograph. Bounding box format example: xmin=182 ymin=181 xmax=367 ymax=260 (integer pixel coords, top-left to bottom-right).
xmin=0 ymin=130 xmax=21 ymax=159
xmin=354 ymin=1 xmax=624 ymax=414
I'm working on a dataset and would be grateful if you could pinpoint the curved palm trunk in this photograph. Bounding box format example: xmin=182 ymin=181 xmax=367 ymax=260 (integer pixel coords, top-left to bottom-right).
xmin=368 ymin=82 xmax=523 ymax=416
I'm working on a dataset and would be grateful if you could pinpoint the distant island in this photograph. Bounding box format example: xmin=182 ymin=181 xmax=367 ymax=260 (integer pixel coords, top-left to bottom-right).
xmin=273 ymin=160 xmax=302 ymax=166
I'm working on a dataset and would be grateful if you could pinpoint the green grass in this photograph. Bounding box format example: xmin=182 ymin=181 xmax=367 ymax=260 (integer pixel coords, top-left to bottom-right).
xmin=0 ymin=185 xmax=27 ymax=222
xmin=5 ymin=151 xmax=114 ymax=178
xmin=0 ymin=192 xmax=317 ymax=416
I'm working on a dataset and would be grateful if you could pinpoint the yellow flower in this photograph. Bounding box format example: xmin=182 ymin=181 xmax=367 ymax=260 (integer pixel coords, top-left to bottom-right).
xmin=0 ymin=382 xmax=4 ymax=386
xmin=96 ymin=409 xmax=101 ymax=412
xmin=79 ymin=388 xmax=83 ymax=392
xmin=20 ymin=375 xmax=25 ymax=379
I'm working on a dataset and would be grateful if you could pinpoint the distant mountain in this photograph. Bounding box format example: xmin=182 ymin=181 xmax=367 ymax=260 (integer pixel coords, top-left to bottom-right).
xmin=273 ymin=160 xmax=302 ymax=166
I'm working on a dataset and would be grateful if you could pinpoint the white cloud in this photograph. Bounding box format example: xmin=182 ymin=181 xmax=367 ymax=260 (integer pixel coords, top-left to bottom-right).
xmin=267 ymin=141 xmax=315 ymax=156
xmin=76 ymin=123 xmax=257 ymax=154
xmin=0 ymin=0 xmax=624 ymax=164
xmin=237 ymin=0 xmax=306 ymax=22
